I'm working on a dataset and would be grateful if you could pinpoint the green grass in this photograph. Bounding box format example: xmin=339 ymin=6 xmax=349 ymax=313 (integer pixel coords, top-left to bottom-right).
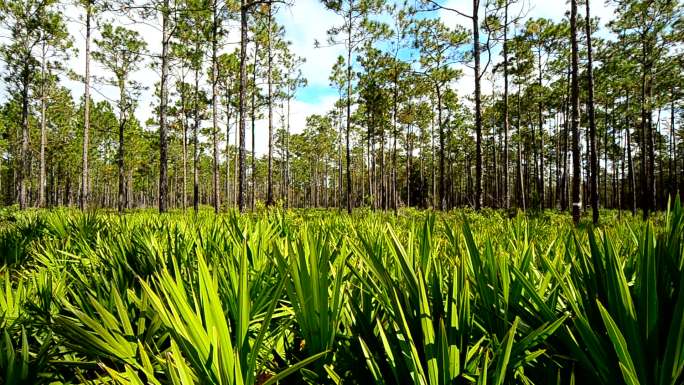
xmin=0 ymin=202 xmax=682 ymax=384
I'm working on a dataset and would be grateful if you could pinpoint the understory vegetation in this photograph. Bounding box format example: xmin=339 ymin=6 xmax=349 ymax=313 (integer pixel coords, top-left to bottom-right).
xmin=0 ymin=202 xmax=683 ymax=385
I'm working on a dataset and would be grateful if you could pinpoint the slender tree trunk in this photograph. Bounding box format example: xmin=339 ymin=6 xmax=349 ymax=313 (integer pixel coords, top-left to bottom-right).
xmin=562 ymin=69 xmax=570 ymax=211
xmin=368 ymin=125 xmax=374 ymax=210
xmin=503 ymin=4 xmax=510 ymax=209
xmin=605 ymin=104 xmax=609 ymax=206
xmin=285 ymin=95 xmax=291 ymax=208
xmin=211 ymin=0 xmax=220 ymax=213
xmin=672 ymin=87 xmax=678 ymax=197
xmin=640 ymin=33 xmax=653 ymax=219
xmin=517 ymin=85 xmax=525 ymax=210
xmin=392 ymin=110 xmax=397 ymax=212
xmin=626 ymin=93 xmax=636 ymax=215
xmin=473 ymin=0 xmax=483 ymax=210
xmin=266 ymin=4 xmax=275 ymax=207
xmin=584 ymin=111 xmax=590 ymax=208
xmin=380 ymin=119 xmax=385 ymax=210
xmin=159 ymin=0 xmax=170 ymax=213
xmin=537 ymin=44 xmax=545 ymax=209
xmin=437 ymin=85 xmax=445 ymax=210
xmin=250 ymin=38 xmax=258 ymax=211
xmin=345 ymin=20 xmax=353 ymax=214
xmin=80 ymin=0 xmax=91 ymax=211
xmin=225 ymin=90 xmax=232 ymax=207
xmin=570 ymin=0 xmax=581 ymax=224
xmin=406 ymin=124 xmax=412 ymax=207
xmin=38 ymin=43 xmax=47 ymax=208
xmin=338 ymin=95 xmax=343 ymax=211
xmin=431 ymin=114 xmax=436 ymax=207
xmin=234 ymin=110 xmax=239 ymax=205
xmin=238 ymin=0 xmax=248 ymax=212
xmin=193 ymin=63 xmax=200 ymax=213
xmin=585 ymin=0 xmax=599 ymax=224
xmin=19 ymin=60 xmax=30 ymax=210
xmin=182 ymin=112 xmax=188 ymax=211
xmin=620 ymin=129 xmax=625 ymax=211
xmin=117 ymin=81 xmax=126 ymax=214
xmin=648 ymin=82 xmax=656 ymax=212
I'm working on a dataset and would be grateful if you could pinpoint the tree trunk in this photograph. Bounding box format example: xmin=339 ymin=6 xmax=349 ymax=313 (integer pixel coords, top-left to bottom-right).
xmin=437 ymin=85 xmax=446 ymax=210
xmin=182 ymin=111 xmax=188 ymax=211
xmin=117 ymin=81 xmax=126 ymax=214
xmin=626 ymin=93 xmax=636 ymax=215
xmin=570 ymin=0 xmax=581 ymax=224
xmin=473 ymin=0 xmax=483 ymax=211
xmin=250 ymin=38 xmax=258 ymax=210
xmin=211 ymin=0 xmax=220 ymax=213
xmin=38 ymin=43 xmax=47 ymax=208
xmin=159 ymin=0 xmax=170 ymax=213
xmin=406 ymin=124 xmax=412 ymax=207
xmin=225 ymin=89 xmax=232 ymax=207
xmin=640 ymin=31 xmax=653 ymax=219
xmin=193 ymin=63 xmax=200 ymax=213
xmin=562 ymin=69 xmax=570 ymax=211
xmin=672 ymin=87 xmax=678 ymax=197
xmin=345 ymin=19 xmax=353 ymax=214
xmin=537 ymin=42 xmax=545 ymax=209
xmin=19 ymin=60 xmax=30 ymax=210
xmin=81 ymin=0 xmax=91 ymax=211
xmin=266 ymin=4 xmax=274 ymax=207
xmin=338 ymin=95 xmax=343 ymax=211
xmin=585 ymin=0 xmax=599 ymax=224
xmin=517 ymin=85 xmax=525 ymax=210
xmin=238 ymin=0 xmax=248 ymax=212
xmin=286 ymin=95 xmax=291 ymax=208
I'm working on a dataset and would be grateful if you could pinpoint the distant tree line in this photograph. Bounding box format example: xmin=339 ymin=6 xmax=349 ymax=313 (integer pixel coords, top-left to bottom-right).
xmin=0 ymin=0 xmax=681 ymax=223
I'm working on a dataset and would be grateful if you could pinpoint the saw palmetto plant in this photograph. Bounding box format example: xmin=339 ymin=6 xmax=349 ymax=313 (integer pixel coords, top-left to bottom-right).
xmin=0 ymin=200 xmax=682 ymax=385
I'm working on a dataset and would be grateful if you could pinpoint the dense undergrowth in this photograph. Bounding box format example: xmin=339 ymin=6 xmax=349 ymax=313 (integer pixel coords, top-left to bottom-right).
xmin=0 ymin=202 xmax=682 ymax=385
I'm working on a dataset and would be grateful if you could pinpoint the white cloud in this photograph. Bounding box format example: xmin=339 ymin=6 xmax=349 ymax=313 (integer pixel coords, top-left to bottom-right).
xmin=277 ymin=0 xmax=344 ymax=88
xmin=241 ymin=94 xmax=338 ymax=156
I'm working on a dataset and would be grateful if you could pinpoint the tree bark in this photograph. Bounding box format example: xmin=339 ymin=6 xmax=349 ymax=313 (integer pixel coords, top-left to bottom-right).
xmin=211 ymin=0 xmax=220 ymax=213
xmin=159 ymin=0 xmax=170 ymax=213
xmin=626 ymin=93 xmax=636 ymax=215
xmin=503 ymin=2 xmax=509 ymax=210
xmin=193 ymin=61 xmax=200 ymax=213
xmin=517 ymin=85 xmax=525 ymax=210
xmin=238 ymin=0 xmax=248 ymax=212
xmin=117 ymin=80 xmax=126 ymax=213
xmin=536 ymin=41 xmax=545 ymax=209
xmin=672 ymin=87 xmax=678 ymax=197
xmin=338 ymin=97 xmax=343 ymax=211
xmin=38 ymin=42 xmax=47 ymax=208
xmin=570 ymin=0 xmax=581 ymax=224
xmin=19 ymin=58 xmax=30 ymax=210
xmin=80 ymin=0 xmax=92 ymax=211
xmin=345 ymin=15 xmax=353 ymax=214
xmin=250 ymin=37 xmax=258 ymax=210
xmin=437 ymin=85 xmax=445 ymax=210
xmin=266 ymin=4 xmax=275 ymax=206
xmin=585 ymin=0 xmax=599 ymax=224
xmin=473 ymin=0 xmax=483 ymax=210
xmin=225 ymin=89 xmax=232 ymax=207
